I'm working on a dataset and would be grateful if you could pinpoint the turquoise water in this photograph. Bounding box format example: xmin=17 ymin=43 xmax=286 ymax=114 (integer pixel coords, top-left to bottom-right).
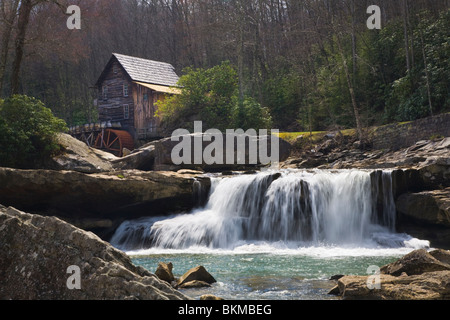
xmin=129 ymin=244 xmax=411 ymax=300
xmin=113 ymin=170 xmax=431 ymax=300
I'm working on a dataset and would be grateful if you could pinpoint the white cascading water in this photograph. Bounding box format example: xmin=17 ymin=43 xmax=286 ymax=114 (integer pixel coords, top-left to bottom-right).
xmin=110 ymin=169 xmax=430 ymax=251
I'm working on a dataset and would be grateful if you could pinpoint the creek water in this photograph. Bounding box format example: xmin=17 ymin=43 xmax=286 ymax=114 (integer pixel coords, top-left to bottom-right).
xmin=110 ymin=169 xmax=430 ymax=300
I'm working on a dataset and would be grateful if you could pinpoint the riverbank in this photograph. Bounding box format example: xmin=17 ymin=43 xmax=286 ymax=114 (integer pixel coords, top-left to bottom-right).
xmin=0 ymin=113 xmax=449 ymax=300
xmin=0 ymin=206 xmax=189 ymax=300
xmin=1 ymin=136 xmax=448 ymax=248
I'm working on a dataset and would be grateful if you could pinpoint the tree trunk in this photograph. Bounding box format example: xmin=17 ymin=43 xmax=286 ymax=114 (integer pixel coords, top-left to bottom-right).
xmin=336 ymin=33 xmax=364 ymax=143
xmin=402 ymin=0 xmax=411 ymax=74
xmin=237 ymin=2 xmax=245 ymax=102
xmin=419 ymin=29 xmax=433 ymax=117
xmin=351 ymin=0 xmax=357 ymax=77
xmin=0 ymin=0 xmax=20 ymax=94
xmin=11 ymin=0 xmax=33 ymax=95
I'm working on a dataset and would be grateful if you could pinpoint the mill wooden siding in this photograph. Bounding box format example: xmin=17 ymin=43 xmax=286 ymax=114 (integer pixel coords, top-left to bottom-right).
xmin=97 ymin=60 xmax=135 ymax=132
xmin=133 ymin=83 xmax=163 ymax=138
xmin=96 ymin=54 xmax=179 ymax=140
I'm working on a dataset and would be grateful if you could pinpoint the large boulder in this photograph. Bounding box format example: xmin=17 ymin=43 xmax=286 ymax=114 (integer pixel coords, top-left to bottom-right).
xmin=396 ymin=189 xmax=450 ymax=248
xmin=380 ymin=249 xmax=450 ymax=276
xmin=336 ymin=271 xmax=450 ymax=300
xmin=331 ymin=249 xmax=450 ymax=300
xmin=418 ymin=158 xmax=450 ymax=189
xmin=0 ymin=206 xmax=189 ymax=300
xmin=0 ymin=168 xmax=207 ymax=239
xmin=111 ymin=144 xmax=156 ymax=171
xmin=396 ymin=189 xmax=450 ymax=228
xmin=49 ymin=133 xmax=116 ymax=173
xmin=115 ymin=133 xmax=291 ymax=172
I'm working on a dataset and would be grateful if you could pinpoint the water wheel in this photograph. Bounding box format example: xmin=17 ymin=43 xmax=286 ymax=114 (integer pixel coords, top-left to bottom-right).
xmin=94 ymin=129 xmax=134 ymax=157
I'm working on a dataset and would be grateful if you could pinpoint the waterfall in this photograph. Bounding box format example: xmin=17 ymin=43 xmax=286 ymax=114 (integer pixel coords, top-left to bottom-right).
xmin=111 ymin=169 xmax=413 ymax=251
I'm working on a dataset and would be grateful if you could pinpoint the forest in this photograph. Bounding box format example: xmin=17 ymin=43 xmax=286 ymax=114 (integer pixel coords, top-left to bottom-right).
xmin=0 ymin=0 xmax=448 ymax=134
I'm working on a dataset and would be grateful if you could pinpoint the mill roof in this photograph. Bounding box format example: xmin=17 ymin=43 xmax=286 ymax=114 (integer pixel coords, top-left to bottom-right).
xmin=95 ymin=53 xmax=180 ymax=87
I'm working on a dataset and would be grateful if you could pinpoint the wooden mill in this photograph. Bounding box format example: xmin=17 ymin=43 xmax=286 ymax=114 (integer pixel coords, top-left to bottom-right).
xmin=70 ymin=53 xmax=181 ymax=156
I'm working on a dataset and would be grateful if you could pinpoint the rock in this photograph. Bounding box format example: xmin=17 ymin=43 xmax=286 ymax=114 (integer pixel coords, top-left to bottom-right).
xmin=200 ymin=294 xmax=224 ymax=300
xmin=49 ymin=133 xmax=115 ymax=173
xmin=53 ymin=132 xmax=292 ymax=173
xmin=328 ymin=285 xmax=340 ymax=295
xmin=177 ymin=266 xmax=216 ymax=288
xmin=430 ymin=248 xmax=450 ymax=265
xmin=0 ymin=206 xmax=189 ymax=300
xmin=396 ymin=189 xmax=450 ymax=228
xmin=294 ymin=135 xmax=304 ymax=143
xmin=315 ymin=139 xmax=335 ymax=154
xmin=419 ymin=159 xmax=450 ymax=189
xmin=337 ymin=271 xmax=450 ymax=300
xmin=380 ymin=249 xmax=450 ymax=276
xmin=155 ymin=262 xmax=175 ymax=283
xmin=149 ymin=133 xmax=291 ymax=172
xmin=122 ymin=148 xmax=132 ymax=157
xmin=177 ymin=169 xmax=205 ymax=175
xmin=178 ymin=280 xmax=212 ymax=289
xmin=352 ymin=140 xmax=362 ymax=149
xmin=0 ymin=168 xmax=205 ymax=239
xmin=111 ymin=144 xmax=156 ymax=171
xmin=330 ymin=274 xmax=345 ymax=281
xmin=333 ymin=249 xmax=450 ymax=300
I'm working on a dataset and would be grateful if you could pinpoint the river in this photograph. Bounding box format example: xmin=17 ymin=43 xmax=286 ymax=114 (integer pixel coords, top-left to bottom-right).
xmin=110 ymin=169 xmax=431 ymax=299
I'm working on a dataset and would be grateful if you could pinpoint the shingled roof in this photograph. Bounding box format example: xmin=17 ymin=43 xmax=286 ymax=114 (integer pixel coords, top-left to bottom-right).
xmin=96 ymin=53 xmax=180 ymax=87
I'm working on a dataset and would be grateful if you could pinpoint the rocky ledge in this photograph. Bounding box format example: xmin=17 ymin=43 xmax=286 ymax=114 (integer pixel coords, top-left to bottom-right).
xmin=283 ymin=137 xmax=450 ymax=249
xmin=330 ymin=249 xmax=450 ymax=300
xmin=0 ymin=167 xmax=210 ymax=239
xmin=0 ymin=205 xmax=189 ymax=300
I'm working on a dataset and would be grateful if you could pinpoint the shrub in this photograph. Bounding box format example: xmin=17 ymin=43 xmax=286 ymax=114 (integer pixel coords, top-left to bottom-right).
xmin=156 ymin=61 xmax=272 ymax=134
xmin=0 ymin=95 xmax=67 ymax=168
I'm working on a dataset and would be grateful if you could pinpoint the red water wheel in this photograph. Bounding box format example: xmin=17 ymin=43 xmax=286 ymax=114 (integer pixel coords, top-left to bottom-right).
xmin=94 ymin=129 xmax=134 ymax=157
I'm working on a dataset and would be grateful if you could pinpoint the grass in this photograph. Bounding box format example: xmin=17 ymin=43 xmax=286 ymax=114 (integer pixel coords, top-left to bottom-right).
xmin=275 ymin=131 xmax=325 ymax=143
xmin=275 ymin=129 xmax=356 ymax=144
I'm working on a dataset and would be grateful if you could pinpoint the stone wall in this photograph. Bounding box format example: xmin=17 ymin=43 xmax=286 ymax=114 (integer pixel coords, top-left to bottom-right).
xmin=370 ymin=113 xmax=450 ymax=151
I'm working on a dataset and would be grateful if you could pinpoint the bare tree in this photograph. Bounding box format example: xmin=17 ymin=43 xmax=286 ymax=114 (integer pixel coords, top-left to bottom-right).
xmin=0 ymin=0 xmax=20 ymax=94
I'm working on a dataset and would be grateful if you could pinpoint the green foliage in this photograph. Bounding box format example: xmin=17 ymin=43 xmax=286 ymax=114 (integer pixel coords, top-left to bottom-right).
xmin=232 ymin=96 xmax=272 ymax=131
xmin=262 ymin=72 xmax=303 ymax=129
xmin=303 ymin=8 xmax=450 ymax=128
xmin=0 ymin=95 xmax=67 ymax=168
xmin=157 ymin=61 xmax=272 ymax=133
xmin=383 ymin=9 xmax=450 ymax=122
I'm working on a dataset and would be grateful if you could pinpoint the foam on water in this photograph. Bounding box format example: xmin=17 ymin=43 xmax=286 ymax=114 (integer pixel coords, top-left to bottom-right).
xmin=111 ymin=169 xmax=430 ymax=255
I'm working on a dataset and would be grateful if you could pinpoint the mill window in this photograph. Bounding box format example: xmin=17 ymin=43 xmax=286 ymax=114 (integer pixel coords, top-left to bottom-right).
xmin=123 ymin=104 xmax=130 ymax=120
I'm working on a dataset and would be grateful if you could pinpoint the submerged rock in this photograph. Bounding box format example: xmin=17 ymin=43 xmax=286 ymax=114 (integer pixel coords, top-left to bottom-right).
xmin=178 ymin=280 xmax=212 ymax=289
xmin=0 ymin=206 xmax=189 ymax=300
xmin=200 ymin=294 xmax=224 ymax=300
